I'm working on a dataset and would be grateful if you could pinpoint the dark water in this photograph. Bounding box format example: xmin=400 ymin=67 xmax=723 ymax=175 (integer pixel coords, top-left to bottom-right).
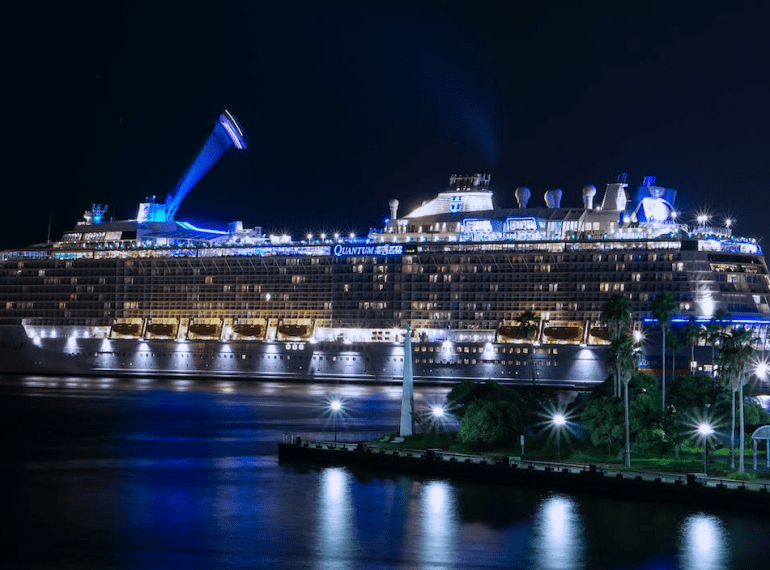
xmin=1 ymin=376 xmax=768 ymax=569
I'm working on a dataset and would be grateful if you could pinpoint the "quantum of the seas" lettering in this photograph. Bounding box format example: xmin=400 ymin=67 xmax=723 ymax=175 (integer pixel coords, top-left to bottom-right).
xmin=332 ymin=244 xmax=403 ymax=257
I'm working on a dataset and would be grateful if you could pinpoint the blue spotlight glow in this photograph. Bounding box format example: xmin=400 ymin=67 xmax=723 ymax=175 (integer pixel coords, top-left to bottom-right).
xmin=176 ymin=221 xmax=229 ymax=235
xmin=161 ymin=110 xmax=249 ymax=222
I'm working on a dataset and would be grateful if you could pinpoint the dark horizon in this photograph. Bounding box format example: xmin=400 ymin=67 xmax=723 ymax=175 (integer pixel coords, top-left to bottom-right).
xmin=7 ymin=2 xmax=770 ymax=248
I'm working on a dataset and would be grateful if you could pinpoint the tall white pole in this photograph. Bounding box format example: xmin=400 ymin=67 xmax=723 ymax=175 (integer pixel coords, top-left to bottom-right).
xmin=400 ymin=324 xmax=414 ymax=437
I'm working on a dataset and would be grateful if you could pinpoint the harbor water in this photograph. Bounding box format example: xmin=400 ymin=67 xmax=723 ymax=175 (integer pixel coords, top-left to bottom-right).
xmin=1 ymin=375 xmax=768 ymax=569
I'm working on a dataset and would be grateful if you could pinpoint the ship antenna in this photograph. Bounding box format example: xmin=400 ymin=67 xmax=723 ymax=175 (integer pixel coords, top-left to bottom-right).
xmin=47 ymin=211 xmax=52 ymax=244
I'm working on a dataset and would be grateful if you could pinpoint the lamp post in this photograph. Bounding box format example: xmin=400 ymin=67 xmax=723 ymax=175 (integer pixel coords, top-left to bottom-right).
xmin=698 ymin=422 xmax=714 ymax=475
xmin=553 ymin=413 xmax=566 ymax=463
xmin=330 ymin=400 xmax=341 ymax=442
xmin=431 ymin=406 xmax=444 ymax=420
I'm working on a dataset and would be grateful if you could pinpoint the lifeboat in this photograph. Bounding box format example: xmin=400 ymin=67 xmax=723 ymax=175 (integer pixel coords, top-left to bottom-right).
xmin=232 ymin=324 xmax=264 ymax=338
xmin=589 ymin=327 xmax=610 ymax=341
xmin=111 ymin=322 xmax=141 ymax=338
xmin=277 ymin=323 xmax=311 ymax=339
xmin=188 ymin=323 xmax=222 ymax=339
xmin=145 ymin=321 xmax=178 ymax=338
xmin=497 ymin=325 xmax=531 ymax=340
xmin=276 ymin=320 xmax=313 ymax=340
xmin=542 ymin=324 xmax=583 ymax=343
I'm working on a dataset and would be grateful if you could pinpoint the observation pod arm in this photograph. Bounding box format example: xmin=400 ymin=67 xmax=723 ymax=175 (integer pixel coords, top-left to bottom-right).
xmin=162 ymin=110 xmax=249 ymax=222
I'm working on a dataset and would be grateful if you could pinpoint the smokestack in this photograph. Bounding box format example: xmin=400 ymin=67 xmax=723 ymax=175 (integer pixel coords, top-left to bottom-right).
xmin=514 ymin=187 xmax=531 ymax=208
xmin=545 ymin=189 xmax=562 ymax=208
xmin=389 ymin=199 xmax=399 ymax=220
xmin=582 ymin=185 xmax=597 ymax=209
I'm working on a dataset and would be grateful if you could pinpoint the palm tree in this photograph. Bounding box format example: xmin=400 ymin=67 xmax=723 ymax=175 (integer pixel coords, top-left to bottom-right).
xmin=706 ymin=309 xmax=731 ymax=372
xmin=717 ymin=327 xmax=756 ymax=472
xmin=666 ymin=328 xmax=683 ymax=387
xmin=608 ymin=334 xmax=639 ymax=467
xmin=682 ymin=317 xmax=701 ymax=370
xmin=601 ymin=294 xmax=631 ymax=397
xmin=516 ymin=310 xmax=540 ymax=340
xmin=517 ymin=310 xmax=540 ymax=386
xmin=651 ymin=292 xmax=678 ymax=413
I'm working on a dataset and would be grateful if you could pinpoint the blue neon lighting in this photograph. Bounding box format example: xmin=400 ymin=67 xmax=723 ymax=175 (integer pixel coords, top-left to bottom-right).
xmin=92 ymin=204 xmax=107 ymax=224
xmin=643 ymin=316 xmax=770 ymax=325
xmin=177 ymin=221 xmax=228 ymax=235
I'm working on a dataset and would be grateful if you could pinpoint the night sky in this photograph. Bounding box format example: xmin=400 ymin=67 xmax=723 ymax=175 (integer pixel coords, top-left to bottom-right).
xmin=7 ymin=2 xmax=770 ymax=248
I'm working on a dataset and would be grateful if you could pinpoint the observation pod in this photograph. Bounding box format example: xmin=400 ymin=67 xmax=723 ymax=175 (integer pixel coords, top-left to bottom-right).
xmin=219 ymin=109 xmax=248 ymax=150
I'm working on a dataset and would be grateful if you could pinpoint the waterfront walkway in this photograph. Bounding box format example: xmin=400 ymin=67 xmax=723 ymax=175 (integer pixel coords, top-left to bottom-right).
xmin=279 ymin=434 xmax=770 ymax=511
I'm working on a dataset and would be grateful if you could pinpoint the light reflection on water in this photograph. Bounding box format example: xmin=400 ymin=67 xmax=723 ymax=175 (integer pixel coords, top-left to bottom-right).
xmin=533 ymin=494 xmax=584 ymax=569
xmin=420 ymin=480 xmax=457 ymax=569
xmin=310 ymin=468 xmax=745 ymax=570
xmin=2 ymin=375 xmax=766 ymax=569
xmin=318 ymin=468 xmax=356 ymax=570
xmin=678 ymin=514 xmax=729 ymax=570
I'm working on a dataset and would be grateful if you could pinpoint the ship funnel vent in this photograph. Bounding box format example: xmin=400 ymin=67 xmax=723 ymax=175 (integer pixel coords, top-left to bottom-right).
xmin=514 ymin=187 xmax=531 ymax=208
xmin=544 ymin=189 xmax=562 ymax=208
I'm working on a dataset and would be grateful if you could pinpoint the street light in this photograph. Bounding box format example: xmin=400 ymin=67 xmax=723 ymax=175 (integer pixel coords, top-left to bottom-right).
xmin=553 ymin=413 xmax=566 ymax=463
xmin=330 ymin=399 xmax=342 ymax=442
xmin=698 ymin=422 xmax=714 ymax=475
xmin=431 ymin=405 xmax=445 ymax=419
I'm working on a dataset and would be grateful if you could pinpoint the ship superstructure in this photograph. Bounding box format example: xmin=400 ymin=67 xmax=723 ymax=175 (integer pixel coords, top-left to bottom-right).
xmin=1 ymin=120 xmax=768 ymax=386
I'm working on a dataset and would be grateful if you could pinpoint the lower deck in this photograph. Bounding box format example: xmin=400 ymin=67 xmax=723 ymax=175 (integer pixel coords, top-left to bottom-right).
xmin=0 ymin=326 xmax=608 ymax=388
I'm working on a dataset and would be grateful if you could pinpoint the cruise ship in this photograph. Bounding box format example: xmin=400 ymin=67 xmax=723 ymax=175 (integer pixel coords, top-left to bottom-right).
xmin=1 ymin=119 xmax=769 ymax=388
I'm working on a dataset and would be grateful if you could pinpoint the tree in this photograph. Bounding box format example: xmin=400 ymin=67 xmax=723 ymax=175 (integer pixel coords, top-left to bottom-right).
xmin=608 ymin=334 xmax=639 ymax=467
xmin=516 ymin=310 xmax=540 ymax=340
xmin=457 ymin=400 xmax=521 ymax=451
xmin=601 ymin=294 xmax=632 ymax=398
xmin=581 ymin=396 xmax=624 ymax=456
xmin=447 ymin=380 xmax=557 ymax=434
xmin=666 ymin=328 xmax=683 ymax=390
xmin=651 ymin=292 xmax=678 ymax=413
xmin=717 ymin=327 xmax=756 ymax=473
xmin=582 ymin=373 xmax=674 ymax=459
xmin=517 ymin=311 xmax=540 ymax=386
xmin=664 ymin=374 xmax=718 ymax=460
xmin=706 ymin=309 xmax=731 ymax=371
xmin=682 ymin=317 xmax=701 ymax=369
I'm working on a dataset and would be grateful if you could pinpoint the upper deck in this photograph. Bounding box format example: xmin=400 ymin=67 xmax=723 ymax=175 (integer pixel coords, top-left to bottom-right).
xmin=0 ymin=174 xmax=762 ymax=262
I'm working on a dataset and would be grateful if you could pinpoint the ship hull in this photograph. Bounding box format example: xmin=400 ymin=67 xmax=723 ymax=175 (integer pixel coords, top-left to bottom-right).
xmin=0 ymin=325 xmax=609 ymax=388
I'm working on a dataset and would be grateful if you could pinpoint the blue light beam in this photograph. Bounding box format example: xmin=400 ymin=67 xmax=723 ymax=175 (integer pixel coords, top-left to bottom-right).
xmin=164 ymin=110 xmax=248 ymax=221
